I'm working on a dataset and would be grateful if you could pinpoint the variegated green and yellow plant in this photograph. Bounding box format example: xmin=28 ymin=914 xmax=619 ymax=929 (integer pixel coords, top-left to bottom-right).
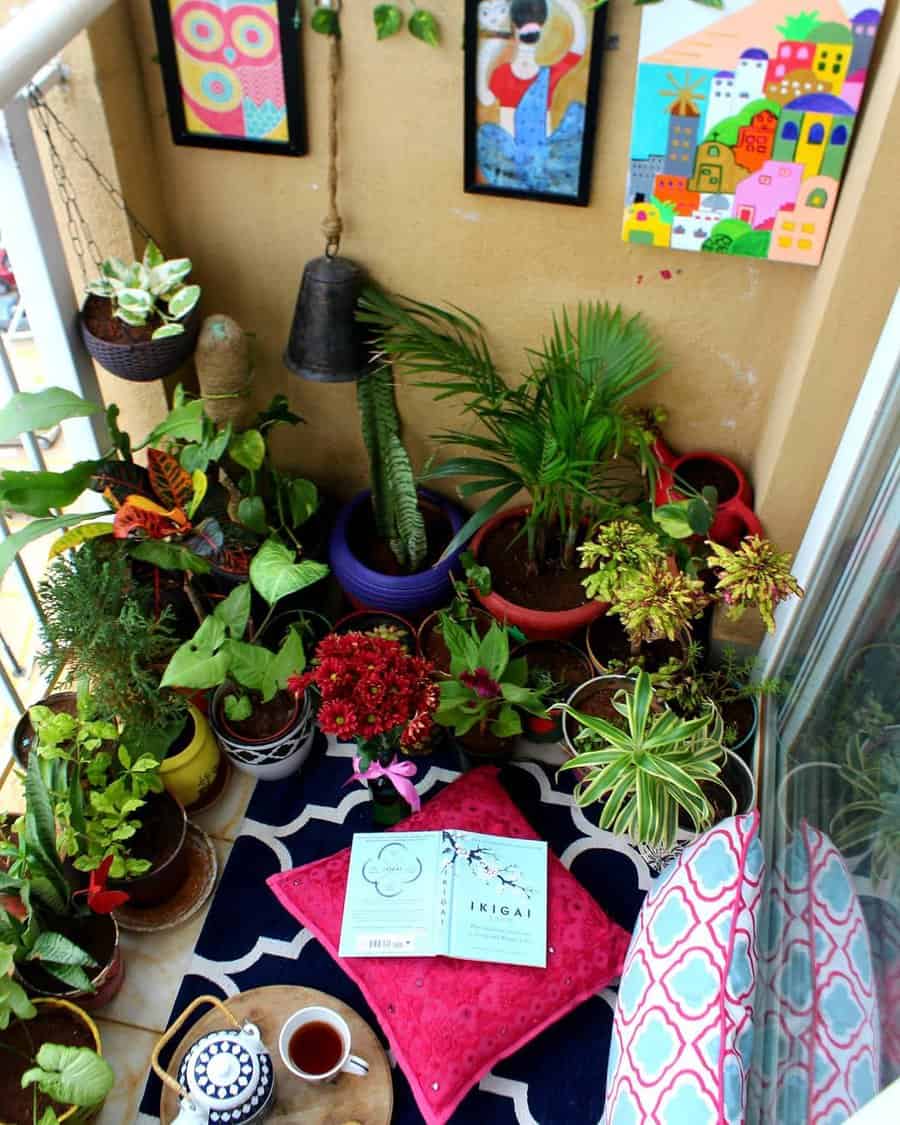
xmin=85 ymin=240 xmax=200 ymax=339
xmin=707 ymin=534 xmax=804 ymax=633
xmin=559 ymin=670 xmax=730 ymax=849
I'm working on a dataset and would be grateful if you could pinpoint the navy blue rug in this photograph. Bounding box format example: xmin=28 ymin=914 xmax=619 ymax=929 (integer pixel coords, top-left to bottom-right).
xmin=138 ymin=736 xmax=658 ymax=1124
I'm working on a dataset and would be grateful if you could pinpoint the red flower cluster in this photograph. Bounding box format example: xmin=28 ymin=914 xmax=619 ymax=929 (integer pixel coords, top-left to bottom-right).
xmin=288 ymin=632 xmax=438 ymax=749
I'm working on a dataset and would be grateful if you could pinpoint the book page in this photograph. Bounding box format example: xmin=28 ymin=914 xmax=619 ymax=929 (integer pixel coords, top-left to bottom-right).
xmin=442 ymin=831 xmax=548 ymax=968
xmin=339 ymin=832 xmax=445 ymax=958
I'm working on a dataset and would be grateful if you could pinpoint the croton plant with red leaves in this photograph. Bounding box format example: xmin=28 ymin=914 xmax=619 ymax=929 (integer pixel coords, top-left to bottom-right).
xmin=289 ymin=632 xmax=439 ymax=760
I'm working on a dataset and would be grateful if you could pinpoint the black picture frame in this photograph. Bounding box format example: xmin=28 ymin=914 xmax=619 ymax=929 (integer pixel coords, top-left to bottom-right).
xmin=464 ymin=0 xmax=606 ymax=206
xmin=150 ymin=0 xmax=306 ymax=157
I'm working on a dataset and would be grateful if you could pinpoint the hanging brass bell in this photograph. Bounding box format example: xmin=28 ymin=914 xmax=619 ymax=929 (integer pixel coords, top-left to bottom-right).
xmin=283 ymin=254 xmax=371 ymax=383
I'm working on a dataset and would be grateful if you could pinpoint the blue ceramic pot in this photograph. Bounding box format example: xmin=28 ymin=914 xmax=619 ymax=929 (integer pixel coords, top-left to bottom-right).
xmin=328 ymin=488 xmax=466 ymax=615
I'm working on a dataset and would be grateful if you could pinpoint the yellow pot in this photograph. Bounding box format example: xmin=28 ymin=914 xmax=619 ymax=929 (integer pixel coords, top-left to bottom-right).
xmin=160 ymin=703 xmax=222 ymax=808
xmin=30 ymin=998 xmax=105 ymax=1123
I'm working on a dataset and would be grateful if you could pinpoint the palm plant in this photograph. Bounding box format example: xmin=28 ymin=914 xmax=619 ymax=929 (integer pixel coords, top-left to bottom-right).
xmin=558 ymin=670 xmax=729 ymax=849
xmin=358 ymin=291 xmax=665 ymax=569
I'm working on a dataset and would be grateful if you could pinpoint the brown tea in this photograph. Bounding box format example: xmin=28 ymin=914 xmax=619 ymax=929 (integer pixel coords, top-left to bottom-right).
xmin=288 ymin=1020 xmax=344 ymax=1075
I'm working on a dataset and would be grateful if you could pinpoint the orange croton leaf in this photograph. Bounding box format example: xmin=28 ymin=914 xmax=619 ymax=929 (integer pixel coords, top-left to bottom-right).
xmin=113 ymin=494 xmax=191 ymax=540
xmin=147 ymin=448 xmax=193 ymax=510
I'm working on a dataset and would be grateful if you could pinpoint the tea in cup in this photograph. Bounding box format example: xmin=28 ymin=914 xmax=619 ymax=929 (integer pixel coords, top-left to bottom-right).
xmin=279 ymin=1006 xmax=369 ymax=1084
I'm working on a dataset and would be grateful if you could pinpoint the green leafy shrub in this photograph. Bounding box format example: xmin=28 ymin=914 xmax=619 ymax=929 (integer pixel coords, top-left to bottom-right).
xmin=84 ymin=240 xmax=200 ymax=339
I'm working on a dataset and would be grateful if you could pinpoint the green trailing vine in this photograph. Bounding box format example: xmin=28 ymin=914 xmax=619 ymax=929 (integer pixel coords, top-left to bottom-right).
xmin=309 ymin=1 xmax=440 ymax=44
xmin=357 ymin=368 xmax=427 ymax=571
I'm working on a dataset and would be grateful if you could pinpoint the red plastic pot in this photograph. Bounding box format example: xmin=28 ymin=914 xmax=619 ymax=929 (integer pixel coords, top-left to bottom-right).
xmin=653 ymin=438 xmax=763 ymax=548
xmin=470 ymin=507 xmax=607 ymax=642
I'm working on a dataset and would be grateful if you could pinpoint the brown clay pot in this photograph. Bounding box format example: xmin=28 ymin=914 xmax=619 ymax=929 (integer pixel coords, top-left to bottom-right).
xmin=107 ymin=790 xmax=189 ymax=908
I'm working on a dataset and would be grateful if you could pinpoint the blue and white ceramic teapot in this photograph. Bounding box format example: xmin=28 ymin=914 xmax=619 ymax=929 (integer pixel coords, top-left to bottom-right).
xmin=153 ymin=995 xmax=276 ymax=1125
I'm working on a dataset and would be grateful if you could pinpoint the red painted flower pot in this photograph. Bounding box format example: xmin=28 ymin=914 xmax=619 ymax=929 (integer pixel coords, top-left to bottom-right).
xmin=470 ymin=507 xmax=607 ymax=642
xmin=653 ymin=438 xmax=764 ymax=548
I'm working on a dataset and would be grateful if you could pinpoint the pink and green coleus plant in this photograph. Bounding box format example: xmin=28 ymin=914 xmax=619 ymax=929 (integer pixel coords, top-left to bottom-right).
xmin=433 ymin=615 xmax=551 ymax=740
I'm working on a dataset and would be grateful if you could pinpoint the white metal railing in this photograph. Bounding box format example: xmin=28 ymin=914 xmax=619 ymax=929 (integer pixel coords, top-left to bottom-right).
xmin=0 ymin=2 xmax=116 ymax=719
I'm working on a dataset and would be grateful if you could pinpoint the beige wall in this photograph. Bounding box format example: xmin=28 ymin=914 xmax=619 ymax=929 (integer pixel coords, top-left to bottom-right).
xmin=6 ymin=1 xmax=899 ymax=562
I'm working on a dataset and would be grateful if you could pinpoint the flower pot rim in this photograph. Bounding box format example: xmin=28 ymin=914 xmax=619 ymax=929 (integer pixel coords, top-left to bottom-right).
xmin=334 ymin=608 xmax=417 ymax=639
xmin=335 ymin=488 xmax=465 ymax=587
xmin=27 ymin=998 xmax=104 ymax=1123
xmin=159 ymin=704 xmax=203 ymax=771
xmin=665 ymin=450 xmax=745 ymax=500
xmin=212 ymin=682 xmax=307 ymax=746
xmin=79 ymin=296 xmax=196 ymax=353
xmin=470 ymin=506 xmax=605 ymax=633
xmin=110 ymin=790 xmax=187 ymax=890
xmin=12 ymin=691 xmax=79 ymax=769
xmin=17 ymin=914 xmax=120 ymax=1000
xmin=561 ymin=674 xmax=637 ymax=755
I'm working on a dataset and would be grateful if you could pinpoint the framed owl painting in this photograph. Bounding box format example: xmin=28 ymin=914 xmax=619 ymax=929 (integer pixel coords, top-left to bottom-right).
xmin=150 ymin=0 xmax=306 ymax=156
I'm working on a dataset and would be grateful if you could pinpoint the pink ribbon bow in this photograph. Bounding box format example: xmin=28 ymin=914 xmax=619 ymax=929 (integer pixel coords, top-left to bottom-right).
xmin=350 ymin=754 xmax=421 ymax=813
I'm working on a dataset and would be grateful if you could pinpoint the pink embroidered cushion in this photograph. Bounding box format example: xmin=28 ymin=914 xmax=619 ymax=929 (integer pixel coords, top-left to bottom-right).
xmin=605 ymin=813 xmax=765 ymax=1125
xmin=268 ymin=766 xmax=630 ymax=1125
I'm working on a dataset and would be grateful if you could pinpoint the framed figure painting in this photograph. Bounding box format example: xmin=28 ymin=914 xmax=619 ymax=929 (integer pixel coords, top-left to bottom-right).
xmin=464 ymin=0 xmax=607 ymax=206
xmin=150 ymin=0 xmax=306 ymax=156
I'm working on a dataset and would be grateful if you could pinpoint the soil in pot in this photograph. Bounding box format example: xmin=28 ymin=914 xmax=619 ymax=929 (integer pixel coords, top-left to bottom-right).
xmin=347 ymin=497 xmax=452 ymax=576
xmin=220 ymin=689 xmax=298 ymax=742
xmin=479 ymin=515 xmax=591 ymax=612
xmin=420 ymin=609 xmax=494 ymax=672
xmin=83 ymin=293 xmax=160 ymax=345
xmin=570 ymin=680 xmax=633 ymax=726
xmin=587 ymin=616 xmax=683 ymax=674
xmin=720 ymin=697 xmax=756 ymax=747
xmin=335 ymin=611 xmax=416 ymax=652
xmin=118 ymin=790 xmax=183 ymax=876
xmin=0 ymin=1004 xmax=95 ymax=1124
xmin=16 ymin=913 xmax=116 ymax=996
xmin=673 ymin=458 xmax=739 ymax=503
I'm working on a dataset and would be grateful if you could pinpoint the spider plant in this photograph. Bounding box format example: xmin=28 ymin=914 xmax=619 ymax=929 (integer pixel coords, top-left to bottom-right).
xmin=831 ymin=728 xmax=900 ymax=897
xmin=558 ymin=670 xmax=729 ymax=849
xmin=358 ymin=290 xmax=665 ymax=570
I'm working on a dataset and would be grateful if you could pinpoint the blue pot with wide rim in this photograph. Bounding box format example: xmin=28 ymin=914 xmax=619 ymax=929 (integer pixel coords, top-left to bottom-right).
xmin=328 ymin=488 xmax=466 ymax=616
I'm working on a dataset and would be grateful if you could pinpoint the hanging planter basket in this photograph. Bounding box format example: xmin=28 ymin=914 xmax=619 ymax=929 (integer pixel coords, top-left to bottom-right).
xmin=80 ymin=296 xmax=201 ymax=382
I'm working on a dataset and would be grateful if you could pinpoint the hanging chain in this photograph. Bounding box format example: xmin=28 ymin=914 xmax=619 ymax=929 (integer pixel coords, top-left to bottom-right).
xmin=27 ymin=86 xmax=161 ymax=280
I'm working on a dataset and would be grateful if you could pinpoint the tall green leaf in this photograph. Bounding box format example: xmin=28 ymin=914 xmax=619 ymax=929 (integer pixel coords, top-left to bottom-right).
xmin=0 ymin=389 xmax=99 ymax=444
xmin=0 ymin=461 xmax=100 ymax=516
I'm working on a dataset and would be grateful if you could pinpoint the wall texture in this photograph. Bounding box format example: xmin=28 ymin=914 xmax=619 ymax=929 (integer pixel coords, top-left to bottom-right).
xmin=7 ymin=0 xmax=899 ymax=572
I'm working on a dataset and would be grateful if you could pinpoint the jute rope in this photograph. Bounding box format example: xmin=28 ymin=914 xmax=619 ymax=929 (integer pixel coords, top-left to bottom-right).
xmin=322 ymin=30 xmax=343 ymax=258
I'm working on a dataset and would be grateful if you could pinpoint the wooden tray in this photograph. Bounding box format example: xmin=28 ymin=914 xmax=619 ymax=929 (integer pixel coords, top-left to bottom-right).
xmin=160 ymin=985 xmax=393 ymax=1125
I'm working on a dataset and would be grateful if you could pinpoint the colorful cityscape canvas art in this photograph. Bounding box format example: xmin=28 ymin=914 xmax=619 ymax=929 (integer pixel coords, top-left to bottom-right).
xmin=622 ymin=0 xmax=884 ymax=265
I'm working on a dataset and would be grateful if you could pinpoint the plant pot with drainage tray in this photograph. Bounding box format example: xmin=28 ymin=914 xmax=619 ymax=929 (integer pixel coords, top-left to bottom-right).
xmin=162 ymin=541 xmax=327 ymax=780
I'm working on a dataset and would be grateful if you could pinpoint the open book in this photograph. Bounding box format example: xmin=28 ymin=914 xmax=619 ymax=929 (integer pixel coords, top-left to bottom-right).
xmin=339 ymin=830 xmax=548 ymax=968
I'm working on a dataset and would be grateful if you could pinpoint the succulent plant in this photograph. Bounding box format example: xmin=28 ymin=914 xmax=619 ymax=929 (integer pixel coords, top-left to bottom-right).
xmin=85 ymin=240 xmax=200 ymax=340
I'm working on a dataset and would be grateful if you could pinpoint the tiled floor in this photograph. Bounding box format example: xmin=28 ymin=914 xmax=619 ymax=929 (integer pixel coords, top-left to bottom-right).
xmin=93 ymin=769 xmax=256 ymax=1124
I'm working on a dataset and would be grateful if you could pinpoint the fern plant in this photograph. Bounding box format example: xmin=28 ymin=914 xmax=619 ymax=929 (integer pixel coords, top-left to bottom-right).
xmin=357 ymin=366 xmax=427 ymax=570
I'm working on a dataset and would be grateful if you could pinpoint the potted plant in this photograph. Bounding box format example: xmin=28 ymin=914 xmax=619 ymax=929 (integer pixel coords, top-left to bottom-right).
xmin=328 ymin=364 xmax=466 ymax=614
xmin=558 ymin=671 xmax=755 ymax=851
xmin=358 ymin=291 xmax=665 ymax=639
xmin=334 ymin=609 xmax=418 ymax=654
xmin=513 ymin=640 xmax=594 ymax=743
xmin=0 ymin=947 xmax=114 ymax=1125
xmin=80 ymin=240 xmax=201 ymax=381
xmin=28 ymin=692 xmax=190 ymax=908
xmin=161 ymin=539 xmax=328 ymax=779
xmin=37 ymin=543 xmax=223 ymax=811
xmin=290 ymin=631 xmax=439 ymax=826
xmin=433 ymin=615 xmax=551 ymax=765
xmin=0 ymin=759 xmax=125 ymax=1011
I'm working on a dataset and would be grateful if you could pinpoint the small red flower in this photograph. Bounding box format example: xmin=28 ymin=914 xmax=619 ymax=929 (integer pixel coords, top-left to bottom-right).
xmin=317 ymin=699 xmax=358 ymax=735
xmin=287 ymin=672 xmax=313 ymax=697
xmin=460 ymin=667 xmax=501 ymax=699
xmin=85 ymin=855 xmax=130 ymax=914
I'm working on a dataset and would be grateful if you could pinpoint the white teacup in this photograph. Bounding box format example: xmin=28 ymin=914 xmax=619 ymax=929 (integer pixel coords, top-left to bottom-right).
xmin=279 ymin=1006 xmax=369 ymax=1084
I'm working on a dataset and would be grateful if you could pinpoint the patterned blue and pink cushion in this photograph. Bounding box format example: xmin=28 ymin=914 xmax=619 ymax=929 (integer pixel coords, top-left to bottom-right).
xmin=750 ymin=820 xmax=880 ymax=1123
xmin=605 ymin=813 xmax=764 ymax=1125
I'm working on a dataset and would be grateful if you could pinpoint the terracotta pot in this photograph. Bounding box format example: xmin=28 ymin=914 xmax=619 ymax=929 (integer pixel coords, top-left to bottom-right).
xmin=108 ymin=790 xmax=189 ymax=908
xmin=470 ymin=506 xmax=606 ymax=642
xmin=653 ymin=438 xmax=763 ymax=548
xmin=0 ymin=998 xmax=107 ymax=1123
xmin=17 ymin=914 xmax=124 ymax=1012
xmin=513 ymin=640 xmax=593 ymax=743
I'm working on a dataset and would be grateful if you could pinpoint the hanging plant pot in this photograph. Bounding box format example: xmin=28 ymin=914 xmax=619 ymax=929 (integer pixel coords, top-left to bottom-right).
xmin=513 ymin=640 xmax=593 ymax=743
xmin=16 ymin=914 xmax=124 ymax=1012
xmin=107 ymin=790 xmax=190 ymax=909
xmin=210 ymin=684 xmax=316 ymax=780
xmin=159 ymin=703 xmax=224 ymax=811
xmin=328 ymin=488 xmax=467 ymax=616
xmin=0 ymin=998 xmax=107 ymax=1125
xmin=80 ymin=295 xmax=201 ymax=382
xmin=469 ymin=507 xmax=605 ymax=642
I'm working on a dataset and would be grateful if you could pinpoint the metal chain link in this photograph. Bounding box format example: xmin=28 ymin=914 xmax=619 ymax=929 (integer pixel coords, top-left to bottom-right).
xmin=26 ymin=87 xmax=161 ymax=279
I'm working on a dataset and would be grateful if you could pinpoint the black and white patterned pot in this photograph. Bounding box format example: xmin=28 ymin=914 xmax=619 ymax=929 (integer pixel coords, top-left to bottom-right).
xmin=177 ymin=1022 xmax=275 ymax=1124
xmin=211 ymin=686 xmax=316 ymax=780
